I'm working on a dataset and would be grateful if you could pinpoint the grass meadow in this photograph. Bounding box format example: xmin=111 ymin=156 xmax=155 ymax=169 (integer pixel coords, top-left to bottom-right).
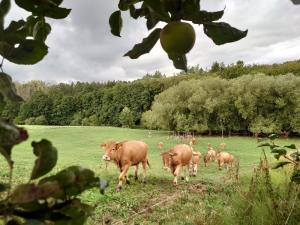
xmin=1 ymin=126 xmax=299 ymax=225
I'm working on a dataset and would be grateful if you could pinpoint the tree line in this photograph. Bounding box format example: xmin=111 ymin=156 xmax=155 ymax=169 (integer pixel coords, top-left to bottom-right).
xmin=142 ymin=73 xmax=300 ymax=136
xmin=1 ymin=60 xmax=300 ymax=132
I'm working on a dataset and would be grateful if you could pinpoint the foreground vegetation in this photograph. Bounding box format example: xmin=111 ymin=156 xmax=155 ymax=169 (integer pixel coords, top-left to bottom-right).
xmin=1 ymin=126 xmax=299 ymax=224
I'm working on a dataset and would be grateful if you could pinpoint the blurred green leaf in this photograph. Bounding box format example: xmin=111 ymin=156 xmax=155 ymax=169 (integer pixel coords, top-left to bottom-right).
xmin=271 ymin=147 xmax=287 ymax=156
xmin=0 ymin=0 xmax=10 ymax=30
xmin=291 ymin=169 xmax=300 ymax=183
xmin=0 ymin=0 xmax=10 ymax=31
xmin=31 ymin=139 xmax=58 ymax=180
xmin=0 ymin=72 xmax=23 ymax=102
xmin=0 ymin=39 xmax=48 ymax=65
xmin=272 ymin=161 xmax=291 ymax=169
xmin=284 ymin=144 xmax=297 ymax=149
xmin=109 ymin=10 xmax=122 ymax=37
xmin=124 ymin=28 xmax=161 ymax=59
xmin=15 ymin=0 xmax=71 ymax=19
xmin=144 ymin=0 xmax=170 ymax=22
xmin=0 ymin=119 xmax=28 ymax=166
xmin=145 ymin=8 xmax=160 ymax=30
xmin=24 ymin=16 xmax=39 ymax=36
xmin=168 ymin=53 xmax=187 ymax=71
xmin=3 ymin=20 xmax=27 ymax=44
xmin=183 ymin=9 xmax=224 ymax=24
xmin=5 ymin=219 xmax=22 ymax=225
xmin=39 ymin=166 xmax=99 ymax=198
xmin=257 ymin=143 xmax=271 ymax=147
xmin=203 ymin=22 xmax=248 ymax=45
xmin=9 ymin=182 xmax=61 ymax=204
xmin=33 ymin=21 xmax=51 ymax=42
xmin=24 ymin=220 xmax=45 ymax=225
xmin=0 ymin=182 xmax=9 ymax=192
xmin=290 ymin=151 xmax=300 ymax=161
xmin=118 ymin=0 xmax=140 ymax=11
xmin=55 ymin=199 xmax=93 ymax=225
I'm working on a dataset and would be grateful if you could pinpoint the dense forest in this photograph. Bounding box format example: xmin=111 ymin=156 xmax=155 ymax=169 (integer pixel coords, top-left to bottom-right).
xmin=1 ymin=59 xmax=300 ymax=135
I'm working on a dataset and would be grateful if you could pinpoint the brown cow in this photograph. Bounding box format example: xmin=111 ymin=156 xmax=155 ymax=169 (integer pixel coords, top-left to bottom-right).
xmin=218 ymin=143 xmax=226 ymax=151
xmin=190 ymin=151 xmax=201 ymax=176
xmin=161 ymin=151 xmax=171 ymax=171
xmin=101 ymin=140 xmax=149 ymax=191
xmin=168 ymin=144 xmax=193 ymax=185
xmin=204 ymin=144 xmax=216 ymax=167
xmin=161 ymin=149 xmax=200 ymax=176
xmin=216 ymin=151 xmax=234 ymax=170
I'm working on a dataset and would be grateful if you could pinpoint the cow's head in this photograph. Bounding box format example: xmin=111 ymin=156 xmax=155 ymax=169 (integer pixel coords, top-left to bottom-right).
xmin=100 ymin=141 xmax=122 ymax=161
xmin=160 ymin=151 xmax=171 ymax=170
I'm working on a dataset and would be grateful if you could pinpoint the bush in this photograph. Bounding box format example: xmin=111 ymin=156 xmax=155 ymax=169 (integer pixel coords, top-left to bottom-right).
xmin=34 ymin=115 xmax=48 ymax=125
xmin=24 ymin=117 xmax=36 ymax=125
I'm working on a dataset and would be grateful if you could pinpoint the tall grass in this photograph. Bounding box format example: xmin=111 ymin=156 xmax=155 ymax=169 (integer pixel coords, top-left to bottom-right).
xmin=221 ymin=151 xmax=300 ymax=225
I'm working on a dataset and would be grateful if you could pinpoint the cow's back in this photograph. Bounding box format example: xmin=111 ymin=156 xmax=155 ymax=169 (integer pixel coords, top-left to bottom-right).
xmin=120 ymin=140 xmax=148 ymax=165
xmin=217 ymin=152 xmax=233 ymax=163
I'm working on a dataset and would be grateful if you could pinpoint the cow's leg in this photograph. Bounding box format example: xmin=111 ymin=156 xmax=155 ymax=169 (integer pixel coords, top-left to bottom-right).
xmin=173 ymin=165 xmax=181 ymax=185
xmin=193 ymin=164 xmax=198 ymax=176
xmin=218 ymin=160 xmax=223 ymax=170
xmin=116 ymin=164 xmax=130 ymax=192
xmin=134 ymin=164 xmax=139 ymax=180
xmin=141 ymin=161 xmax=147 ymax=183
xmin=184 ymin=165 xmax=190 ymax=182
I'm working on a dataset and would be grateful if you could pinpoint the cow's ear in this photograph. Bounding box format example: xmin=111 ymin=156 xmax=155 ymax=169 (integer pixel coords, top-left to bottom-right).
xmin=100 ymin=143 xmax=106 ymax=148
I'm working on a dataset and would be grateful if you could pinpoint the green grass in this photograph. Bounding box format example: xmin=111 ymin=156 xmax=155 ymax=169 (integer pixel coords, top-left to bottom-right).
xmin=1 ymin=126 xmax=300 ymax=224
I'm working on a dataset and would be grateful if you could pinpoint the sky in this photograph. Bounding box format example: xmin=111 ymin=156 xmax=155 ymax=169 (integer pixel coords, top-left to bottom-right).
xmin=4 ymin=0 xmax=300 ymax=83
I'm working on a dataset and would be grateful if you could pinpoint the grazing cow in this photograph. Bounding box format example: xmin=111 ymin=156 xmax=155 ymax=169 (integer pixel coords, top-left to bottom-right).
xmin=218 ymin=143 xmax=226 ymax=151
xmin=190 ymin=151 xmax=201 ymax=176
xmin=101 ymin=140 xmax=149 ymax=191
xmin=216 ymin=151 xmax=234 ymax=170
xmin=204 ymin=144 xmax=216 ymax=167
xmin=168 ymin=144 xmax=193 ymax=185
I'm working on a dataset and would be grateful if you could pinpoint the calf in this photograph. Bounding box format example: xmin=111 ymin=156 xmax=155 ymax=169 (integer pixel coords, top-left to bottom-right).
xmin=216 ymin=151 xmax=234 ymax=170
xmin=161 ymin=151 xmax=171 ymax=171
xmin=190 ymin=151 xmax=201 ymax=176
xmin=101 ymin=140 xmax=149 ymax=191
xmin=204 ymin=149 xmax=216 ymax=167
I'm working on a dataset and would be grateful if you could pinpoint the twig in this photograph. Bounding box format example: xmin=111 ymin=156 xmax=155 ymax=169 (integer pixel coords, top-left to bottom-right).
xmin=283 ymin=155 xmax=297 ymax=165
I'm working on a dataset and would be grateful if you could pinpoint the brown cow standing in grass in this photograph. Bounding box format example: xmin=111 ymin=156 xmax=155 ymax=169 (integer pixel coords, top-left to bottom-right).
xmin=164 ymin=144 xmax=193 ymax=185
xmin=161 ymin=148 xmax=200 ymax=176
xmin=216 ymin=151 xmax=234 ymax=170
xmin=161 ymin=151 xmax=171 ymax=171
xmin=101 ymin=140 xmax=149 ymax=191
xmin=204 ymin=143 xmax=216 ymax=167
xmin=190 ymin=151 xmax=201 ymax=176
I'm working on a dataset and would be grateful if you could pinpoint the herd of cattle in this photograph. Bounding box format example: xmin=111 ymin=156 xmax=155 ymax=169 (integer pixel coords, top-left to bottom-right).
xmin=100 ymin=140 xmax=235 ymax=191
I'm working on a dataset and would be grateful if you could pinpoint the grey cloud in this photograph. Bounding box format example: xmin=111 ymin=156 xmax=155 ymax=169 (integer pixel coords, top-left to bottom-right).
xmin=3 ymin=0 xmax=300 ymax=83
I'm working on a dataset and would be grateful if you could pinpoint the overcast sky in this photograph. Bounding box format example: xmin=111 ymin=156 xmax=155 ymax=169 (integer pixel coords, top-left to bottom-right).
xmin=4 ymin=0 xmax=300 ymax=83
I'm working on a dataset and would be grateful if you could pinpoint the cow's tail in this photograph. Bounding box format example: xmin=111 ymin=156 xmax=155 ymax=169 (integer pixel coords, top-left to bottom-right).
xmin=147 ymin=159 xmax=151 ymax=169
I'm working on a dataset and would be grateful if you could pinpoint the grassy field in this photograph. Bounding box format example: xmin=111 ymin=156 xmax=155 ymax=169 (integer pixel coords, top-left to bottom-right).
xmin=1 ymin=126 xmax=299 ymax=225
